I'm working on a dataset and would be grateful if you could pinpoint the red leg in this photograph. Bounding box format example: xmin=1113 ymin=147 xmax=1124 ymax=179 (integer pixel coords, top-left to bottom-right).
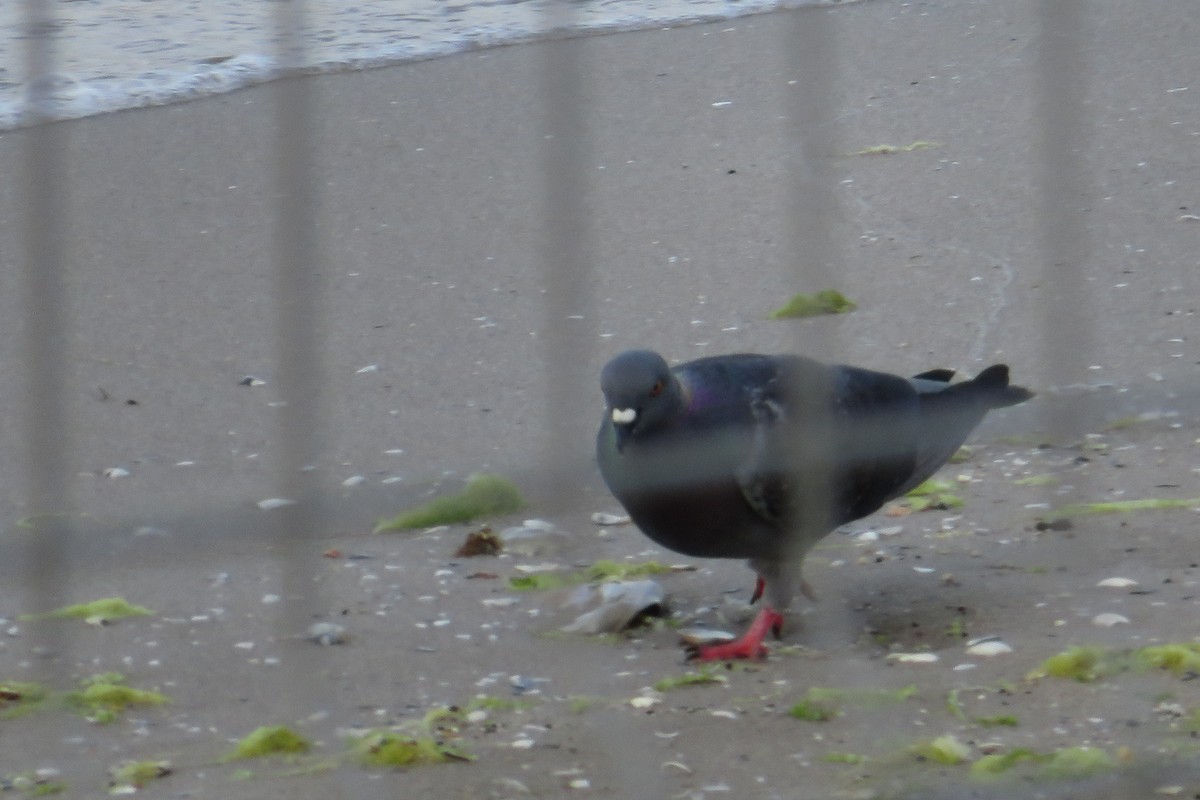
xmin=688 ymin=606 xmax=785 ymax=661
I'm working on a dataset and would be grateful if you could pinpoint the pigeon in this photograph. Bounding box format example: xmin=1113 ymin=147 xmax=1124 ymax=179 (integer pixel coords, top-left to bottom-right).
xmin=596 ymin=349 xmax=1033 ymax=660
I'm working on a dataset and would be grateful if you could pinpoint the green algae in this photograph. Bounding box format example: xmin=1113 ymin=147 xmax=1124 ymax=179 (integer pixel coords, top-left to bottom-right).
xmin=23 ymin=597 xmax=152 ymax=624
xmin=223 ymin=725 xmax=311 ymax=761
xmin=768 ymin=289 xmax=857 ymax=319
xmin=374 ymin=473 xmax=525 ymax=532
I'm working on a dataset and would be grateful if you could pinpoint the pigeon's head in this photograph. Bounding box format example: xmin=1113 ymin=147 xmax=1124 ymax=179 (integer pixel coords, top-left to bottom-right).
xmin=600 ymin=349 xmax=679 ymax=453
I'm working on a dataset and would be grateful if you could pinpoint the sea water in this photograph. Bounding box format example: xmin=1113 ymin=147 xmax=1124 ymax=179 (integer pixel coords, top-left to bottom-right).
xmin=0 ymin=0 xmax=848 ymax=131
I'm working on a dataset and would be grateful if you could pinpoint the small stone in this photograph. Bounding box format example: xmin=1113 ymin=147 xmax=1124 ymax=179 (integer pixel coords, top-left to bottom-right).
xmin=677 ymin=628 xmax=737 ymax=647
xmin=342 ymin=475 xmax=366 ymax=487
xmin=256 ymin=497 xmax=294 ymax=511
xmin=1097 ymin=577 xmax=1138 ymax=588
xmin=1092 ymin=612 xmax=1130 ymax=627
xmin=103 ymin=467 xmax=130 ymax=478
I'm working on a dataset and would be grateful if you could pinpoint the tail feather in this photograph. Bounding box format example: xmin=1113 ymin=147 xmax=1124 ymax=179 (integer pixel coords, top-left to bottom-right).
xmin=970 ymin=364 xmax=1035 ymax=409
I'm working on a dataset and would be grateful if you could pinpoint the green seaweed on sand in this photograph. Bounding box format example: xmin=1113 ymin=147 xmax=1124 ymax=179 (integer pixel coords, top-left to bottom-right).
xmin=351 ymin=730 xmax=472 ymax=768
xmin=107 ymin=760 xmax=172 ymax=792
xmin=374 ymin=473 xmax=524 ymax=532
xmin=1042 ymin=497 xmax=1200 ymax=522
xmin=23 ymin=597 xmax=152 ymax=624
xmin=653 ymin=669 xmax=727 ymax=692
xmin=898 ymin=479 xmax=964 ymax=511
xmin=768 ymin=289 xmax=857 ymax=319
xmin=0 ymin=681 xmax=49 ymax=719
xmin=222 ymin=725 xmax=311 ymax=761
xmin=914 ymin=735 xmax=971 ymax=765
xmin=65 ymin=673 xmax=168 ymax=723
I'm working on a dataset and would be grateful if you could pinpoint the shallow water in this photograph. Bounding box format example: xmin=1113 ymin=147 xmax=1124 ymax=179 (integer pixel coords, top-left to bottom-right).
xmin=0 ymin=0 xmax=850 ymax=130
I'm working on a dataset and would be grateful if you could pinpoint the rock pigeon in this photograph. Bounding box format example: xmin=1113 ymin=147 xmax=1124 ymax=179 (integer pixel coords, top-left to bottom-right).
xmin=596 ymin=349 xmax=1033 ymax=660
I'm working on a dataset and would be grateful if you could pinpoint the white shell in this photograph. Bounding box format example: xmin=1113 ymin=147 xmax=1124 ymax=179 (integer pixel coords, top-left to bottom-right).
xmin=1092 ymin=612 xmax=1130 ymax=627
xmin=591 ymin=512 xmax=632 ymax=526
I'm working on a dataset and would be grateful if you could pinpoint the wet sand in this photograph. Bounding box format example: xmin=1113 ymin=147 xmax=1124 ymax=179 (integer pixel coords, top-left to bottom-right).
xmin=2 ymin=0 xmax=1199 ymax=796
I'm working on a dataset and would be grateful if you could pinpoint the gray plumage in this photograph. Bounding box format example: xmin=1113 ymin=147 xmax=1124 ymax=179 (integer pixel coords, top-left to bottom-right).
xmin=596 ymin=349 xmax=1033 ymax=654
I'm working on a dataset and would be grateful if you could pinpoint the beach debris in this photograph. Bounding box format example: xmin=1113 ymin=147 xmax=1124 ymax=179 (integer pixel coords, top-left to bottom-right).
xmin=561 ymin=580 xmax=666 ymax=634
xmin=350 ymin=729 xmax=471 ymax=766
xmin=107 ymin=760 xmax=172 ymax=793
xmin=1092 ymin=612 xmax=1130 ymax=628
xmin=356 ymin=364 xmax=379 ymax=373
xmin=1096 ymin=577 xmax=1139 ymax=588
xmin=499 ymin=520 xmax=568 ymax=556
xmin=222 ymin=725 xmax=310 ymax=761
xmin=256 ymin=497 xmax=294 ymax=511
xmin=342 ymin=475 xmax=365 ymax=487
xmin=0 ymin=681 xmax=47 ymax=716
xmin=768 ymin=289 xmax=856 ymax=319
xmin=456 ymin=526 xmax=503 ymax=557
xmin=102 ymin=467 xmax=130 ymax=478
xmin=849 ymin=140 xmax=941 ymax=156
xmin=374 ymin=473 xmax=524 ymax=532
xmin=24 ymin=597 xmax=152 ymax=625
xmin=239 ymin=375 xmax=266 ymax=387
xmin=591 ymin=511 xmax=631 ymax=526
xmin=308 ymin=622 xmax=348 ymax=646
xmin=790 ymin=685 xmax=916 ymax=722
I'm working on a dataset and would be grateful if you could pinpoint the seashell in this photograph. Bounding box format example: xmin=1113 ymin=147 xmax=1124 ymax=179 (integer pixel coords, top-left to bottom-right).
xmin=965 ymin=639 xmax=1013 ymax=657
xmin=677 ymin=628 xmax=737 ymax=647
xmin=887 ymin=652 xmax=940 ymax=664
xmin=1092 ymin=612 xmax=1130 ymax=627
xmin=591 ymin=512 xmax=632 ymax=526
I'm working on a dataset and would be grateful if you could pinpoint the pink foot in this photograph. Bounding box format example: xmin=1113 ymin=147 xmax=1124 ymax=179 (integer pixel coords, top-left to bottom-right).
xmin=688 ymin=607 xmax=785 ymax=661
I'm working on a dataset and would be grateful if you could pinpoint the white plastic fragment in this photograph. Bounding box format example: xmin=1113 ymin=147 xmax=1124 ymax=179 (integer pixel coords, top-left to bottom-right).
xmin=591 ymin=512 xmax=632 ymax=526
xmin=965 ymin=639 xmax=1013 ymax=657
xmin=1097 ymin=577 xmax=1138 ymax=588
xmin=887 ymin=652 xmax=940 ymax=664
xmin=1093 ymin=612 xmax=1130 ymax=627
xmin=256 ymin=497 xmax=294 ymax=511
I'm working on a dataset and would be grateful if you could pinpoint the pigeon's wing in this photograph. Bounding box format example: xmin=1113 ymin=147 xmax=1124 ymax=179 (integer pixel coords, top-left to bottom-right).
xmin=732 ymin=358 xmax=923 ymax=530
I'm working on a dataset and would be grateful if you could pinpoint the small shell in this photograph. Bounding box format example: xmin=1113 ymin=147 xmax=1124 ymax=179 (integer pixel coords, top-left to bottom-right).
xmin=677 ymin=628 xmax=737 ymax=647
xmin=103 ymin=467 xmax=130 ymax=478
xmin=355 ymin=364 xmax=379 ymax=373
xmin=342 ymin=475 xmax=365 ymax=487
xmin=1097 ymin=577 xmax=1138 ymax=588
xmin=629 ymin=695 xmax=660 ymax=709
xmin=1092 ymin=612 xmax=1130 ymax=627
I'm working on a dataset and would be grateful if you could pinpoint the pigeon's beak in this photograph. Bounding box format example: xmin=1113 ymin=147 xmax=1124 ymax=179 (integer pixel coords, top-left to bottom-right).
xmin=611 ymin=407 xmax=636 ymax=454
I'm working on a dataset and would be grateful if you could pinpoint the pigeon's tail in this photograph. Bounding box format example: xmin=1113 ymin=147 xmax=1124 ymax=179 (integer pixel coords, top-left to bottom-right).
xmin=895 ymin=364 xmax=1034 ymax=499
xmin=966 ymin=364 xmax=1035 ymax=410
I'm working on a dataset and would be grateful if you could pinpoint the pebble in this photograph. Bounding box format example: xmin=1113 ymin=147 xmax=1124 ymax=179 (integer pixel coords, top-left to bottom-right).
xmin=256 ymin=497 xmax=294 ymax=511
xmin=965 ymin=639 xmax=1013 ymax=657
xmin=1092 ymin=612 xmax=1130 ymax=627
xmin=887 ymin=652 xmax=940 ymax=664
xmin=591 ymin=511 xmax=632 ymax=526
xmin=102 ymin=467 xmax=130 ymax=478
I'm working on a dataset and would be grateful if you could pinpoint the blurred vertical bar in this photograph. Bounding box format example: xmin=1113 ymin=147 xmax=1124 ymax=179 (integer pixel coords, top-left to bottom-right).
xmin=272 ymin=0 xmax=325 ymax=639
xmin=1035 ymin=0 xmax=1092 ymax=440
xmin=538 ymin=7 xmax=595 ymax=510
xmin=782 ymin=7 xmax=841 ymax=547
xmin=20 ymin=0 xmax=70 ymax=679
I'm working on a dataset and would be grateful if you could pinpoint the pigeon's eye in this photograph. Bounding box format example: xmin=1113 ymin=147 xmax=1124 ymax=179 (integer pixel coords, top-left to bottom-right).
xmin=649 ymin=380 xmax=664 ymax=398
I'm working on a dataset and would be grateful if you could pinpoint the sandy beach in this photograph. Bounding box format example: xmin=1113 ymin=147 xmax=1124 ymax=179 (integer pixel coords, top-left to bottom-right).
xmin=2 ymin=0 xmax=1199 ymax=796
